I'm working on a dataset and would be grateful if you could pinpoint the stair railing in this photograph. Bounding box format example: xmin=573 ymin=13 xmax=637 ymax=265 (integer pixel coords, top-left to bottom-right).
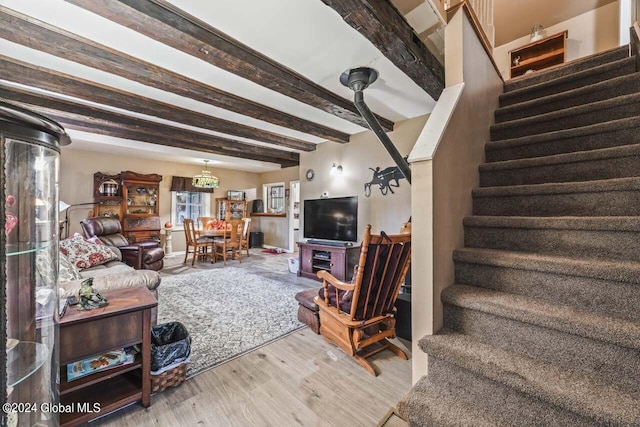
xmin=443 ymin=0 xmax=494 ymax=48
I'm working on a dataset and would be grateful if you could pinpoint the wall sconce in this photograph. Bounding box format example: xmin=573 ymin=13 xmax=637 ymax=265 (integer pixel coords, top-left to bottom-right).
xmin=330 ymin=163 xmax=343 ymax=176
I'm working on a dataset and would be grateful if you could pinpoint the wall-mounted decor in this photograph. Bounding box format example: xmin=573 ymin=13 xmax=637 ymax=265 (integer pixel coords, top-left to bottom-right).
xmin=305 ymin=169 xmax=315 ymax=181
xmin=227 ymin=190 xmax=244 ymax=201
xmin=364 ymin=165 xmax=406 ymax=197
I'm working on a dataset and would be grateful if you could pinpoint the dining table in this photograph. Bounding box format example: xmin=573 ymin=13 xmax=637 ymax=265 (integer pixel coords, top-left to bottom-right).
xmin=200 ymin=228 xmax=228 ymax=238
xmin=200 ymin=228 xmax=243 ymax=261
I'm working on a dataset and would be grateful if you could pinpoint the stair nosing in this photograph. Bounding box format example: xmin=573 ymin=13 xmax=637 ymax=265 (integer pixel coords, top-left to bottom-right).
xmin=419 ymin=329 xmax=640 ymax=425
xmin=472 ymin=176 xmax=640 ymax=197
xmin=453 ymin=247 xmax=640 ymax=285
xmin=442 ymin=284 xmax=640 ymax=350
xmin=501 ymin=56 xmax=634 ymax=99
xmin=496 ymin=73 xmax=640 ymax=120
xmin=463 ymin=215 xmax=640 ymax=232
xmin=401 ymin=377 xmax=513 ymax=427
xmin=485 ymin=117 xmax=640 ymax=152
xmin=491 ymin=92 xmax=640 ymax=134
xmin=479 ymin=143 xmax=640 ymax=172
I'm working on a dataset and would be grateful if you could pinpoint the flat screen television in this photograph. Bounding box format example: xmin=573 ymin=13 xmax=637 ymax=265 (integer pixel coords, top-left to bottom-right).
xmin=304 ymin=196 xmax=358 ymax=242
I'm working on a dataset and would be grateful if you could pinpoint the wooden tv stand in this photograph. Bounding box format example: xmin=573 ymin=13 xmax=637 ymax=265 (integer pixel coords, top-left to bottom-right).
xmin=297 ymin=241 xmax=360 ymax=282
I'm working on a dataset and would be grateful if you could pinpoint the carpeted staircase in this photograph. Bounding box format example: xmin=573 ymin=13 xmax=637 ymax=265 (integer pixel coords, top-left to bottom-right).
xmin=398 ymin=45 xmax=640 ymax=426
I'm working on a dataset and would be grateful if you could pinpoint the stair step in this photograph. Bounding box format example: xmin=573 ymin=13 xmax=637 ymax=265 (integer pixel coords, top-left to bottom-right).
xmin=464 ymin=215 xmax=640 ymax=261
xmin=491 ymin=92 xmax=640 ymax=141
xmin=501 ymin=56 xmax=635 ymax=107
xmin=479 ymin=144 xmax=640 ymax=186
xmin=443 ymin=285 xmax=640 ymax=395
xmin=485 ymin=117 xmax=640 ymax=162
xmin=397 ymin=374 xmax=512 ymax=427
xmin=442 ymin=284 xmax=640 ymax=351
xmin=473 ymin=177 xmax=640 ymax=217
xmin=419 ymin=357 xmax=597 ymax=426
xmin=496 ymin=73 xmax=640 ymax=123
xmin=419 ymin=330 xmax=640 ymax=426
xmin=504 ymin=45 xmax=630 ymax=93
xmin=454 ymin=247 xmax=640 ymax=321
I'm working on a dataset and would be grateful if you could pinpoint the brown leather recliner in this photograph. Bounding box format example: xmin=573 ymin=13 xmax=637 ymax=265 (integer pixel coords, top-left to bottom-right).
xmin=80 ymin=217 xmax=164 ymax=271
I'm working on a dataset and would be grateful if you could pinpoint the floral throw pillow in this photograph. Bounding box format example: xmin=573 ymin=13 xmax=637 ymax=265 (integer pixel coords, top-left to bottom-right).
xmin=86 ymin=235 xmax=105 ymax=245
xmin=59 ymin=253 xmax=82 ymax=282
xmin=59 ymin=233 xmax=118 ymax=270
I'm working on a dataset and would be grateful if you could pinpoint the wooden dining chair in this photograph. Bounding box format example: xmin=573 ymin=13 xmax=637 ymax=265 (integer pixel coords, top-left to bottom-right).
xmin=196 ymin=216 xmax=215 ymax=239
xmin=240 ymin=217 xmax=252 ymax=258
xmin=183 ymin=219 xmax=213 ymax=266
xmin=213 ymin=219 xmax=243 ymax=265
xmin=315 ymin=225 xmax=411 ymax=376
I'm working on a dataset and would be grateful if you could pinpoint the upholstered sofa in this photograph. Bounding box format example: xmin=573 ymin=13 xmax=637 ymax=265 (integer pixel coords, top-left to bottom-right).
xmin=80 ymin=217 xmax=164 ymax=271
xmin=59 ymin=245 xmax=161 ymax=324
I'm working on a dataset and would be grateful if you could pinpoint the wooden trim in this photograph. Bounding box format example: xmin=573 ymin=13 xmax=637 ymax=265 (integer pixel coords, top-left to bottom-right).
xmin=509 ymin=30 xmax=568 ymax=55
xmin=0 ymin=85 xmax=300 ymax=167
xmin=320 ymin=0 xmax=445 ymax=100
xmin=0 ymin=6 xmax=350 ymax=144
xmin=631 ymin=22 xmax=640 ymax=72
xmin=250 ymin=213 xmax=286 ymax=217
xmin=447 ymin=0 xmax=503 ymax=82
xmin=120 ymin=171 xmax=162 ymax=183
xmin=0 ymin=55 xmax=316 ymax=151
xmin=65 ymin=0 xmax=393 ymax=132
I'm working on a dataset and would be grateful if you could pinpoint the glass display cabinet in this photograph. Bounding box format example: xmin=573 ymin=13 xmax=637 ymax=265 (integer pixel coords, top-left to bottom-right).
xmin=92 ymin=172 xmax=123 ymax=221
xmin=1 ymin=102 xmax=70 ymax=426
xmin=120 ymin=171 xmax=162 ymax=243
xmin=216 ymin=198 xmax=247 ymax=220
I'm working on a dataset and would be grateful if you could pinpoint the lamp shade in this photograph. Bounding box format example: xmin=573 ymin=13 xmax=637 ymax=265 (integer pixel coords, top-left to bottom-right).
xmin=192 ymin=160 xmax=219 ymax=189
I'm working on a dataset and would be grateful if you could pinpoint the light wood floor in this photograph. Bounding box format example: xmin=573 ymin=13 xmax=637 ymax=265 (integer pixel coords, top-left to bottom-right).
xmin=94 ymin=251 xmax=412 ymax=426
xmin=95 ymin=331 xmax=411 ymax=426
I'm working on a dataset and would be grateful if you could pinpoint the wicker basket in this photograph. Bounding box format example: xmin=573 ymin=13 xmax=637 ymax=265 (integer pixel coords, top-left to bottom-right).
xmin=150 ymin=362 xmax=188 ymax=393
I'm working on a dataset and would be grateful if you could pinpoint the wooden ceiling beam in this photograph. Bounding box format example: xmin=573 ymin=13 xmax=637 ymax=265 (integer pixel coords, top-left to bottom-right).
xmin=59 ymin=119 xmax=300 ymax=168
xmin=0 ymin=56 xmax=315 ymax=152
xmin=65 ymin=0 xmax=394 ymax=131
xmin=0 ymin=86 xmax=299 ymax=167
xmin=320 ymin=0 xmax=445 ymax=100
xmin=0 ymin=6 xmax=350 ymax=144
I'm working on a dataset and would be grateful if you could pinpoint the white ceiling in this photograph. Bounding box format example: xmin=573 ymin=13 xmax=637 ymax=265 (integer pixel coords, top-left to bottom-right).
xmin=0 ymin=0 xmax=438 ymax=172
xmin=494 ymin=0 xmax=619 ymax=46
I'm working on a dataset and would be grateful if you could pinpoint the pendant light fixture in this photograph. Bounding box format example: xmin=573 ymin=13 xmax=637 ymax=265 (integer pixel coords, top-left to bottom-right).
xmin=192 ymin=160 xmax=220 ymax=189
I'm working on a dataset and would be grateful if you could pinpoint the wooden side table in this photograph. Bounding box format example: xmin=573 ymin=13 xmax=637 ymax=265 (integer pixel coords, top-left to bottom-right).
xmin=59 ymin=287 xmax=157 ymax=426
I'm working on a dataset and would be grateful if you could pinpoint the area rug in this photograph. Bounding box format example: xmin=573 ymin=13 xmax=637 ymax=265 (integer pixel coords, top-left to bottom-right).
xmin=157 ymin=268 xmax=305 ymax=377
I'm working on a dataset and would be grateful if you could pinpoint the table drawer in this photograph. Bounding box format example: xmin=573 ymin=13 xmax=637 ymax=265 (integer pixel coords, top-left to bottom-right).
xmin=60 ymin=311 xmax=143 ymax=364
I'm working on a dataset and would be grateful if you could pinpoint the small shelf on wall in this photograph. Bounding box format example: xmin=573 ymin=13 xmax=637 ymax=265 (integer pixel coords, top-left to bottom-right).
xmin=509 ymin=31 xmax=568 ymax=79
xmin=251 ymin=212 xmax=286 ymax=217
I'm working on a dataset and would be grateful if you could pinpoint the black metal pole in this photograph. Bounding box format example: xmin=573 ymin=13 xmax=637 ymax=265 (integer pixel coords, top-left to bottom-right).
xmin=341 ymin=67 xmax=411 ymax=184
xmin=353 ymin=91 xmax=411 ymax=184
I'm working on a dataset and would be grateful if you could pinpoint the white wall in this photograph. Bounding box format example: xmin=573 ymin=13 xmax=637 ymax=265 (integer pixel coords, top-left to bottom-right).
xmin=493 ymin=2 xmax=620 ymax=79
xmin=299 ymin=115 xmax=429 ymax=242
xmin=409 ymin=8 xmax=503 ymax=383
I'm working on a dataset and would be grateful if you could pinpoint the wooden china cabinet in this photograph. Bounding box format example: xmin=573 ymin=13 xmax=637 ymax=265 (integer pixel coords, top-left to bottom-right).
xmin=93 ymin=172 xmax=123 ymax=221
xmin=120 ymin=171 xmax=162 ymax=243
xmin=216 ymin=197 xmax=247 ymax=220
xmin=93 ymin=171 xmax=162 ymax=243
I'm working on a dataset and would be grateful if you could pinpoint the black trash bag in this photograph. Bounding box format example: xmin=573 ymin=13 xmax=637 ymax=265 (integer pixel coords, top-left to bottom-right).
xmin=150 ymin=322 xmax=191 ymax=372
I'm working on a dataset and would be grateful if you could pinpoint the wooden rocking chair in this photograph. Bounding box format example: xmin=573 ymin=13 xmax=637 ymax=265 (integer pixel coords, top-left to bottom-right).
xmin=315 ymin=225 xmax=411 ymax=376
